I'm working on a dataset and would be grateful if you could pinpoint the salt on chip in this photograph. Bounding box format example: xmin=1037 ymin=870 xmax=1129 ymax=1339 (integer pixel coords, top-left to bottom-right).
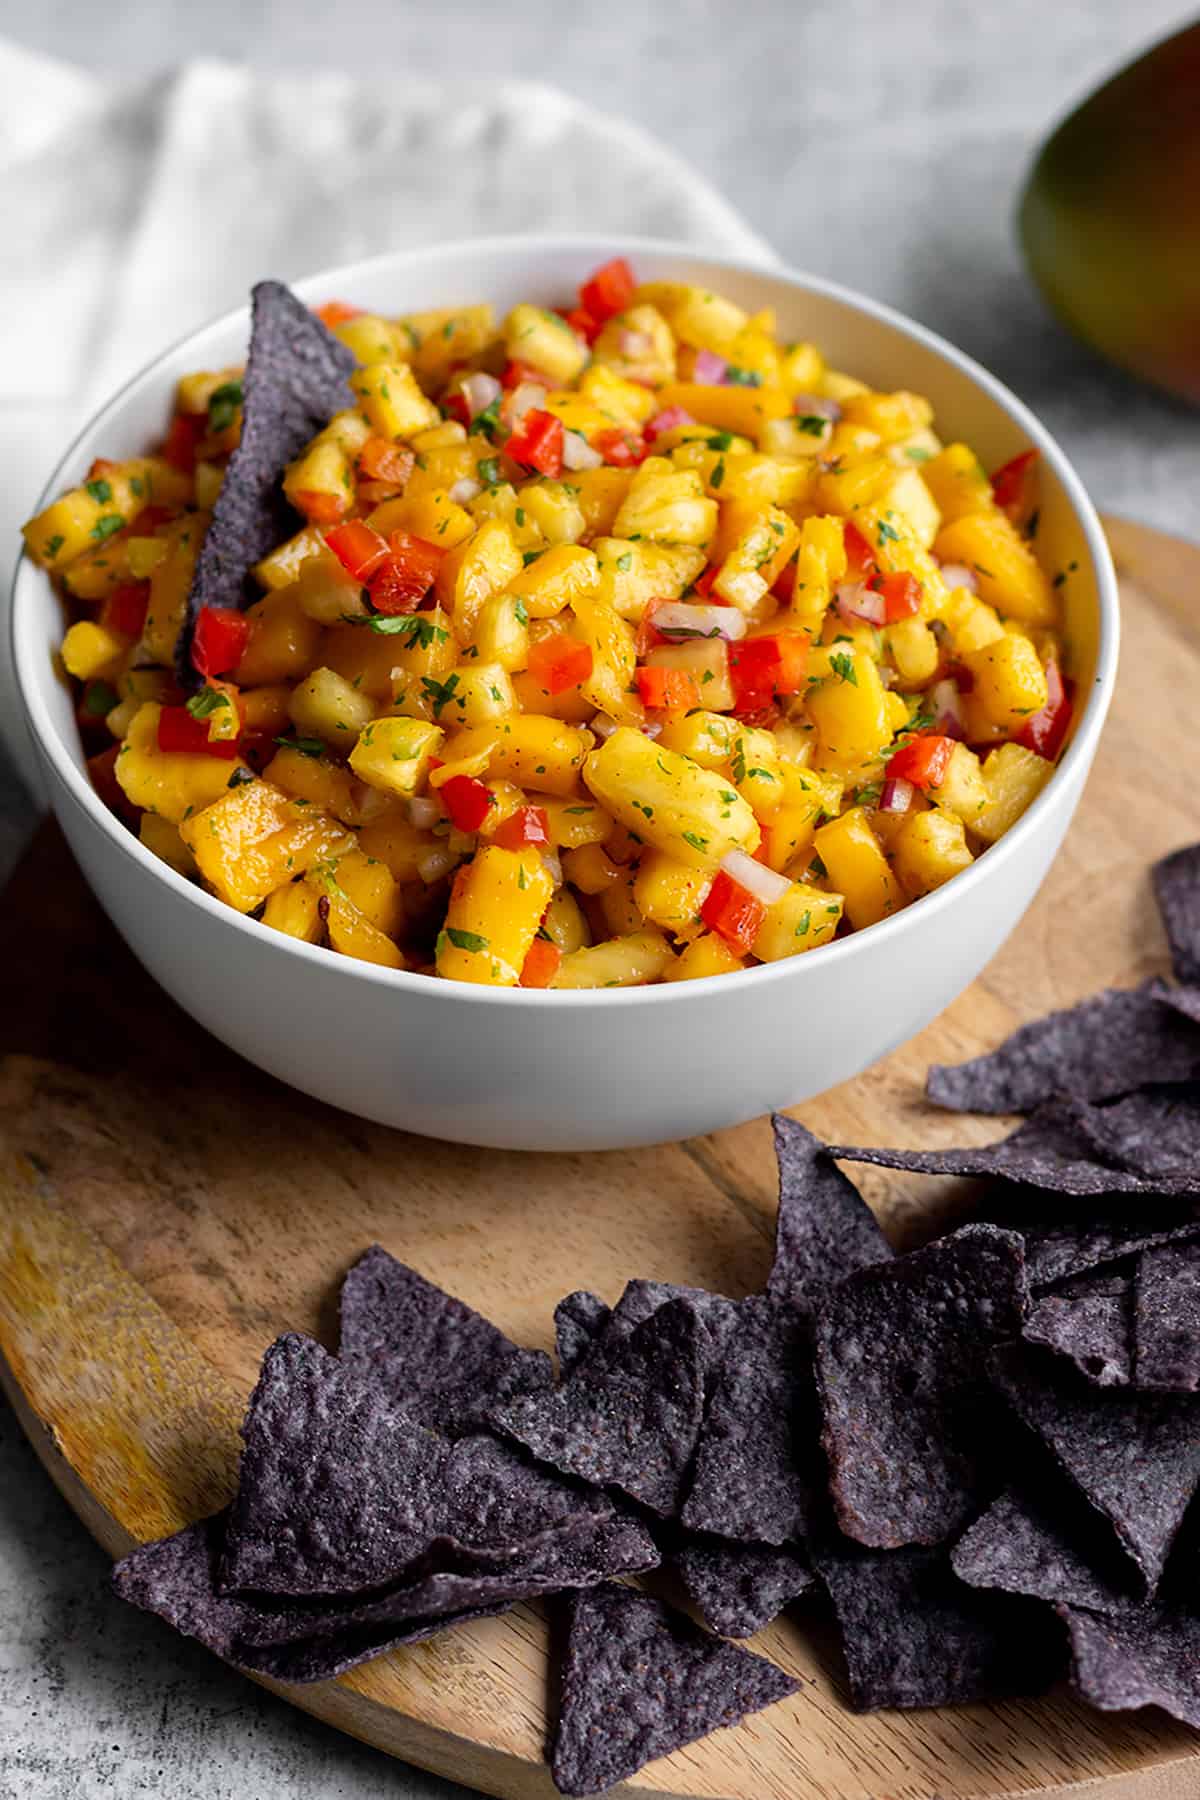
xmin=177 ymin=279 xmax=355 ymax=680
xmin=676 ymin=1539 xmax=815 ymax=1639
xmin=768 ymin=1115 xmax=893 ymax=1312
xmin=1134 ymin=1242 xmax=1200 ymax=1391
xmin=1024 ymin=1271 xmax=1132 ymax=1388
xmin=1060 ymin=1600 xmax=1200 ymax=1729
xmin=952 ymin=1485 xmax=1142 ymax=1614
xmin=681 ymin=1295 xmax=819 ymax=1546
xmin=550 ymin=1582 xmax=799 ymax=1796
xmin=926 ymin=981 xmax=1200 ymax=1115
xmin=814 ymin=1226 xmax=1028 ymax=1548
xmin=1153 ymin=843 xmax=1200 ymax=988
xmin=339 ymin=1245 xmax=552 ymax=1432
xmin=812 ymin=1538 xmax=1059 ymax=1712
xmin=490 ymin=1297 xmax=710 ymax=1518
xmin=991 ymin=1341 xmax=1200 ymax=1587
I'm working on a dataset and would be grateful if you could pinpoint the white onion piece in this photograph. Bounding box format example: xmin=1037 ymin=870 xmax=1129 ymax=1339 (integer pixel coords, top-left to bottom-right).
xmin=541 ymin=849 xmax=564 ymax=888
xmin=938 ymin=561 xmax=978 ymax=593
xmin=639 ymin=713 xmax=664 ymax=739
xmin=449 ymin=476 xmax=483 ymax=504
xmin=407 ymin=796 xmax=442 ymax=830
xmin=929 ymin=678 xmax=967 ymax=740
xmin=590 ymin=712 xmax=620 ymax=741
xmin=651 ymin=601 xmax=747 ymax=642
xmin=561 ymin=431 xmax=604 ymax=471
xmin=461 ymin=371 xmax=501 ymax=418
xmin=619 ymin=328 xmax=652 ymax=358
xmin=835 ymin=582 xmax=886 ymax=626
xmin=719 ymin=849 xmax=791 ymax=906
xmin=693 ymin=349 xmax=729 ymax=385
xmin=878 ymin=776 xmax=914 ymax=813
xmin=417 ymin=844 xmax=459 ymax=884
xmin=508 ymin=381 xmax=548 ymax=422
xmin=646 ymin=405 xmax=694 ymax=437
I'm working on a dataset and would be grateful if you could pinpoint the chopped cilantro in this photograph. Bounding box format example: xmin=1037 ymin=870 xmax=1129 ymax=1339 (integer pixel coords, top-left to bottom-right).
xmin=91 ymin=514 xmax=125 ymax=543
xmin=829 ymin=651 xmax=858 ymax=685
xmin=477 ymin=456 xmax=503 ymax=487
xmin=724 ymin=366 xmax=761 ymax=387
xmin=904 ymin=445 xmax=931 ymax=463
xmin=876 ymin=518 xmax=901 ymax=545
xmin=513 ymin=598 xmax=529 ymax=625
xmin=469 ymin=397 xmax=502 ymax=442
xmin=343 ymin=613 xmax=449 ymax=644
xmin=85 ymin=477 xmax=113 ymax=504
xmin=795 ymin=910 xmax=811 ymax=936
xmin=274 ymin=735 xmax=326 ymax=758
xmin=81 ymin=680 xmax=119 ymax=718
xmin=207 ymin=379 xmax=243 ymax=434
xmin=421 ymin=673 xmax=461 ymax=717
xmin=711 ymin=458 xmax=726 ymax=490
xmin=795 ymin=414 xmax=828 ymax=437
xmin=705 ymin=431 xmax=733 ymax=452
xmin=186 ymin=688 xmax=231 ymax=719
xmin=615 ymin=551 xmax=633 ymax=572
xmin=522 ymin=550 xmax=542 ymax=567
xmin=44 ymin=533 xmax=65 ymax=560
xmin=682 ymin=830 xmax=708 ymax=852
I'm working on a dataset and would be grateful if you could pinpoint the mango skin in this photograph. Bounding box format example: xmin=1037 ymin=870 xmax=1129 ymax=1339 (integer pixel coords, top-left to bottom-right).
xmin=1019 ymin=22 xmax=1200 ymax=405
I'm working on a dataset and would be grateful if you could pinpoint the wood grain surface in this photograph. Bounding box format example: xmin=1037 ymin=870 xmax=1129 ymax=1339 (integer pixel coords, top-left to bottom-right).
xmin=1 ymin=516 xmax=1197 ymax=1800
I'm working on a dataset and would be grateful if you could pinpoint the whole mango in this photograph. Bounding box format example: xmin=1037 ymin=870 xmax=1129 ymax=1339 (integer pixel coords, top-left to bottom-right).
xmin=1019 ymin=22 xmax=1200 ymax=404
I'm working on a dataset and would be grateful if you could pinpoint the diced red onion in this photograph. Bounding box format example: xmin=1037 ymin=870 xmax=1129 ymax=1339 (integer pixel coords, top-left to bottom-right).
xmin=878 ymin=776 xmax=914 ymax=814
xmin=646 ymin=405 xmax=694 ymax=438
xmin=639 ymin=714 xmax=664 ymax=739
xmin=792 ymin=392 xmax=841 ymax=421
xmin=835 ymin=582 xmax=886 ymax=626
xmin=938 ymin=561 xmax=978 ymax=593
xmin=929 ymin=678 xmax=967 ymax=740
xmin=508 ymin=381 xmax=547 ymax=422
xmin=719 ymin=849 xmax=790 ymax=905
xmin=693 ymin=349 xmax=729 ymax=385
xmin=618 ymin=329 xmax=652 ymax=359
xmin=650 ymin=601 xmax=747 ymax=643
xmin=449 ymin=476 xmax=483 ymax=504
xmin=417 ymin=844 xmax=459 ymax=884
xmin=461 ymin=371 xmax=501 ymax=419
xmin=590 ymin=712 xmax=620 ymax=741
xmin=407 ymin=796 xmax=442 ymax=830
xmin=561 ymin=431 xmax=604 ymax=471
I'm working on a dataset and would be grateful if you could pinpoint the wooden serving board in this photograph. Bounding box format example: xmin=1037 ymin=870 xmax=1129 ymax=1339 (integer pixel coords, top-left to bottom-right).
xmin=2 ymin=516 xmax=1199 ymax=1800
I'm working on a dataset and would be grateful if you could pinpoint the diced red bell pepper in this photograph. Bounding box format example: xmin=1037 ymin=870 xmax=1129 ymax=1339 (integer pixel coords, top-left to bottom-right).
xmin=635 ymin=601 xmax=669 ymax=657
xmin=579 ymin=257 xmax=637 ymax=324
xmin=843 ymin=520 xmax=878 ymax=581
xmin=728 ymin=632 xmax=809 ymax=714
xmin=991 ymin=448 xmax=1039 ymax=519
xmin=873 ymin=570 xmax=923 ymax=621
xmin=492 ymin=804 xmax=551 ymax=851
xmin=700 ymin=869 xmax=765 ymax=955
xmin=501 ymin=358 xmax=545 ymax=392
xmin=101 ymin=582 xmax=151 ymax=640
xmin=886 ymin=732 xmax=957 ymax=790
xmin=565 ymin=306 xmax=601 ymax=345
xmin=358 ymin=437 xmax=415 ymax=487
xmin=315 ymin=300 xmax=362 ymax=328
xmin=87 ymin=744 xmax=140 ymax=824
xmin=527 ymin=634 xmax=594 ymax=696
xmin=692 ymin=565 xmax=719 ymax=599
xmin=440 ymin=774 xmax=494 ymax=833
xmin=191 ymin=604 xmax=251 ymax=678
xmin=367 ymin=531 xmax=447 ymax=615
xmin=293 ymin=489 xmax=349 ymax=526
xmin=325 ymin=519 xmax=391 ymax=582
xmin=504 ymin=409 xmax=565 ymax=478
xmin=519 ymin=936 xmax=563 ymax=988
xmin=162 ymin=412 xmax=204 ymax=472
xmin=635 ymin=666 xmax=701 ymax=710
xmin=593 ymin=427 xmax=647 ymax=468
xmin=440 ymin=392 xmax=472 ymax=427
xmin=1018 ymin=659 xmax=1073 ymax=761
xmin=156 ymin=704 xmax=241 ymax=759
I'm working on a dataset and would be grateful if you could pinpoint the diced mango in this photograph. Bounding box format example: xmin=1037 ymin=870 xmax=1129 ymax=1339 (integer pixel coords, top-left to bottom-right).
xmin=633 ymin=852 xmax=713 ymax=935
xmin=436 ymin=846 xmax=553 ymax=986
xmin=349 ymin=361 xmax=439 ymax=439
xmin=934 ymin=512 xmax=1057 ymax=626
xmin=449 ymin=716 xmax=592 ymax=796
xmin=921 ymin=443 xmax=993 ymax=524
xmin=612 ymin=458 xmax=716 ymax=548
xmin=179 ymin=778 xmax=353 ymax=913
xmin=814 ymin=806 xmax=903 ymax=929
xmin=235 ymin=587 xmax=323 ymax=687
xmin=592 ymin=538 xmax=706 ymax=622
xmin=115 ymin=704 xmax=248 ymax=824
xmin=583 ymin=728 xmax=759 ymax=868
xmin=262 ymin=879 xmax=325 ymax=943
xmin=551 ymin=928 xmax=673 ymax=988
xmin=710 ymin=500 xmax=800 ymax=612
xmin=661 ymin=932 xmax=746 ymax=982
xmin=806 ymin=648 xmax=894 ymax=777
xmin=350 ymin=717 xmax=444 ymax=797
xmin=504 ymin=303 xmax=590 ymax=385
xmin=962 ymin=633 xmax=1049 ymax=733
xmin=437 ymin=520 xmax=524 ymax=643
xmin=752 ymin=882 xmax=843 ymax=960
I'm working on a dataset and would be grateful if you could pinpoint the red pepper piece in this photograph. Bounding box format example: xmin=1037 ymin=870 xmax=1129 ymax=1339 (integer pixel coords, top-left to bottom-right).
xmin=367 ymin=531 xmax=447 ymax=615
xmin=886 ymin=732 xmax=957 ymax=790
xmin=1018 ymin=659 xmax=1073 ymax=761
xmin=504 ymin=409 xmax=565 ymax=478
xmin=874 ymin=570 xmax=923 ymax=621
xmin=728 ymin=633 xmax=808 ymax=713
xmin=519 ymin=936 xmax=563 ymax=988
xmin=527 ymin=634 xmax=593 ymax=696
xmin=492 ymin=805 xmax=551 ymax=851
xmin=593 ymin=427 xmax=647 ymax=468
xmin=191 ymin=605 xmax=251 ymax=678
xmin=101 ymin=582 xmax=151 ymax=640
xmin=440 ymin=774 xmax=494 ymax=833
xmin=700 ymin=869 xmax=765 ymax=955
xmin=635 ymin=666 xmax=701 ymax=710
xmin=325 ymin=519 xmax=391 ymax=581
xmin=579 ymin=257 xmax=636 ymax=324
xmin=156 ymin=704 xmax=241 ymax=759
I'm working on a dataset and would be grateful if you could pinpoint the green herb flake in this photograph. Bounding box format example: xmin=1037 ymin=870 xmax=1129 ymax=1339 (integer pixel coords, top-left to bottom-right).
xmin=682 ymin=830 xmax=708 ymax=853
xmin=795 ymin=414 xmax=828 ymax=437
xmin=81 ymin=681 xmax=119 ymax=718
xmin=186 ymin=688 xmax=231 ymax=720
xmin=85 ymin=478 xmax=113 ymax=505
xmin=829 ymin=651 xmax=858 ymax=686
xmin=469 ymin=397 xmax=502 ymax=443
xmin=795 ymin=910 xmax=811 ymax=936
xmin=274 ymin=735 xmax=326 ymax=758
xmin=421 ymin=673 xmax=461 ymax=718
xmin=724 ymin=366 xmax=762 ymax=388
xmin=445 ymin=926 xmax=489 ymax=953
xmin=207 ymin=379 xmax=244 ymax=434
xmin=44 ymin=534 xmax=65 ymax=561
xmin=615 ymin=551 xmax=633 ymax=572
xmin=513 ymin=598 xmax=529 ymax=625
xmin=91 ymin=514 xmax=126 ymax=543
xmin=477 ymin=457 xmax=503 ymax=488
xmin=711 ymin=458 xmax=726 ymax=490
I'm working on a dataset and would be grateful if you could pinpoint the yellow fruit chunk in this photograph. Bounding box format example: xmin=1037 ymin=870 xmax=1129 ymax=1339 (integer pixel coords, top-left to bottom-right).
xmin=890 ymin=810 xmax=975 ymax=899
xmin=449 ymin=717 xmax=591 ymax=796
xmin=633 ymin=852 xmax=712 ymax=935
xmin=505 ymin=544 xmax=599 ymax=619
xmin=503 ymin=303 xmax=590 ymax=384
xmin=288 ymin=666 xmax=376 ymax=748
xmin=662 ymin=932 xmax=746 ymax=982
xmin=612 ymin=458 xmax=717 ymax=548
xmin=592 ymin=538 xmax=706 ymax=622
xmin=814 ymin=806 xmax=903 ymax=929
xmin=62 ymin=620 xmax=127 ymax=682
xmin=350 ymin=718 xmax=444 ymax=798
xmin=437 ymin=520 xmax=524 ymax=643
xmin=583 ymin=728 xmax=759 ymax=869
xmin=262 ymin=880 xmax=324 ymax=943
xmin=436 ymin=846 xmax=553 ymax=986
xmin=806 ymin=648 xmax=894 ymax=777
xmin=710 ymin=500 xmax=800 ymax=613
xmin=179 ymin=779 xmax=353 ymax=913
xmin=551 ymin=929 xmax=673 ymax=989
xmin=962 ymin=633 xmax=1049 ymax=733
xmin=235 ymin=587 xmax=323 ymax=687
xmin=115 ymin=704 xmax=248 ymax=824
xmin=921 ymin=443 xmax=993 ymax=524
xmin=349 ymin=361 xmax=439 ymax=439
xmin=930 ymin=743 xmax=990 ymax=826
xmin=934 ymin=512 xmax=1057 ymax=626
xmin=752 ymin=883 xmax=843 ymax=961
xmin=974 ymin=743 xmax=1054 ymax=844
xmin=138 ymin=813 xmax=196 ymax=877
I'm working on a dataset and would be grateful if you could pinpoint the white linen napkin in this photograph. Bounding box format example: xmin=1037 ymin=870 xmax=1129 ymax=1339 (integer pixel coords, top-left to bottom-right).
xmin=0 ymin=39 xmax=773 ymax=849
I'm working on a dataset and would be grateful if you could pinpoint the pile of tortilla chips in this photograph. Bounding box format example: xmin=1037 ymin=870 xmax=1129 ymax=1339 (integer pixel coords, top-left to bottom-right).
xmin=114 ymin=844 xmax=1200 ymax=1793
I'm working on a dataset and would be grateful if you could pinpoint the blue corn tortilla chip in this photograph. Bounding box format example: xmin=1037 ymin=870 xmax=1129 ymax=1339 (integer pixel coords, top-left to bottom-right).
xmin=951 ymin=1485 xmax=1143 ymax=1614
xmin=991 ymin=1341 xmax=1200 ymax=1587
xmin=681 ymin=1295 xmax=819 ymax=1546
xmin=984 ymin=1187 xmax=1200 ymax=1289
xmin=177 ymin=279 xmax=355 ymax=681
xmin=676 ymin=1539 xmax=815 ymax=1639
xmin=1134 ymin=1242 xmax=1200 ymax=1392
xmin=768 ymin=1116 xmax=893 ymax=1312
xmin=812 ymin=1537 xmax=1060 ymax=1711
xmin=832 ymin=1087 xmax=1200 ymax=1196
xmin=605 ymin=1277 xmax=741 ymax=1358
xmin=926 ymin=981 xmax=1200 ymax=1115
xmin=550 ymin=1582 xmax=799 ymax=1795
xmin=554 ymin=1292 xmax=611 ymax=1378
xmin=1153 ymin=843 xmax=1200 ymax=987
xmin=339 ymin=1246 xmax=552 ymax=1432
xmin=221 ymin=1336 xmax=609 ymax=1597
xmin=1059 ymin=1599 xmax=1200 ymax=1729
xmin=1024 ymin=1271 xmax=1132 ymax=1388
xmin=490 ymin=1297 xmax=711 ymax=1519
xmin=814 ymin=1226 xmax=1028 ymax=1549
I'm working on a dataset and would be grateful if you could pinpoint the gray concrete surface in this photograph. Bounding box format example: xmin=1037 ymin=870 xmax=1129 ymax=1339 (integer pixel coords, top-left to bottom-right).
xmin=1 ymin=3 xmax=1195 ymax=1795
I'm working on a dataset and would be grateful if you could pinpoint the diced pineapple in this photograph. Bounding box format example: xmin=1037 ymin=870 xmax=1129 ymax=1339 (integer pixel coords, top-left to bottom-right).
xmin=821 ymin=369 xmax=870 ymax=403
xmin=710 ymin=499 xmax=799 ymax=611
xmin=633 ymin=852 xmax=712 ymax=935
xmin=396 ymin=304 xmax=495 ymax=384
xmin=357 ymin=811 xmax=434 ymax=882
xmin=839 ymin=390 xmax=934 ymax=445
xmin=885 ymin=616 xmax=939 ymax=686
xmin=321 ymin=880 xmax=406 ymax=969
xmin=519 ymin=481 xmax=587 ymax=547
xmin=973 ymin=743 xmax=1054 ymax=844
xmin=366 ymin=488 xmax=475 ymax=550
xmin=282 ymin=424 xmax=357 ymax=521
xmin=634 ymin=283 xmax=748 ymax=355
xmin=504 ymin=303 xmax=590 ymax=385
xmin=449 ymin=716 xmax=592 ymax=796
xmin=349 ymin=361 xmax=440 ymax=439
xmin=471 ymin=594 xmax=530 ymax=671
xmin=570 ymin=592 xmax=640 ymax=724
xmin=289 ymin=547 xmax=368 ymax=626
xmin=591 ymin=303 xmax=676 ymax=386
xmin=114 ymin=704 xmax=247 ymax=824
xmin=62 ymin=534 xmax=132 ymax=600
xmin=551 ymin=929 xmax=673 ymax=988
xmin=349 ymin=717 xmax=444 ymax=797
xmin=583 ymin=728 xmax=759 ymax=868
xmin=437 ymin=520 xmax=524 ymax=643
xmin=592 ymin=538 xmax=706 ymax=622
xmin=942 ymin=588 xmax=1006 ymax=655
xmin=813 ymin=806 xmax=903 ymax=929
xmin=22 ymin=457 xmax=188 ymax=570
xmin=611 ymin=458 xmax=717 ymax=548
xmin=318 ymin=615 xmax=449 ymax=701
xmin=929 ymin=742 xmax=990 ymax=826
xmin=255 ymin=525 xmax=326 ymax=592
xmin=332 ymin=314 xmax=404 ymax=364
xmin=263 ymin=746 xmax=380 ymax=828
xmin=806 ymin=648 xmax=894 ymax=777
xmin=436 ymin=846 xmax=553 ymax=986
xmin=651 ymin=381 xmax=792 ymax=445
xmin=962 ymin=633 xmax=1049 ymax=733
xmin=601 ymin=876 xmax=644 ymax=938
xmin=537 ymin=797 xmax=612 ymax=850
xmin=921 ymin=443 xmax=993 ymax=524
xmin=661 ymin=932 xmax=746 ymax=982
xmin=643 ymin=638 xmax=736 ymax=711
xmin=178 ymin=778 xmax=353 ymax=913
xmin=778 ymin=340 xmax=826 ymax=394
xmin=752 ymin=882 xmax=843 ymax=961
xmin=562 ymin=844 xmax=626 ymax=894
xmin=467 ymin=483 xmax=546 ymax=553
xmin=402 ymin=444 xmax=482 ymax=502
xmin=759 ymin=765 xmax=843 ymax=872
xmin=504 ymin=543 xmax=599 ymax=619
xmin=62 ymin=620 xmax=127 ymax=682
xmin=288 ymin=667 xmax=375 ymax=749
xmin=138 ymin=812 xmax=196 ymax=877
xmin=540 ymin=887 xmax=592 ymax=954
xmin=142 ymin=514 xmax=206 ymax=666
xmin=262 ymin=879 xmax=324 ymax=943
xmin=890 ymin=809 xmax=974 ymax=899
xmin=320 ymin=848 xmax=403 ymax=936
xmin=577 ymin=363 xmax=657 ymax=428
xmin=783 ymin=515 xmax=847 ymax=626
xmin=672 ymin=445 xmax=814 ymax=508
xmin=433 ymin=661 xmax=517 ymax=730
xmin=934 ymin=512 xmax=1057 ymax=626
xmin=570 ymin=468 xmax=635 ymax=538
xmin=654 ymin=710 xmax=741 ymax=769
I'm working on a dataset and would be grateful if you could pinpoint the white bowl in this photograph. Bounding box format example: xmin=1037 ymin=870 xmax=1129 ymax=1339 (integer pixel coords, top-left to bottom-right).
xmin=8 ymin=235 xmax=1119 ymax=1151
